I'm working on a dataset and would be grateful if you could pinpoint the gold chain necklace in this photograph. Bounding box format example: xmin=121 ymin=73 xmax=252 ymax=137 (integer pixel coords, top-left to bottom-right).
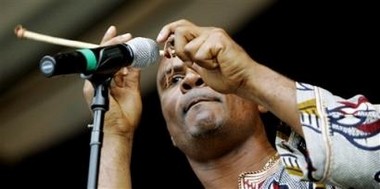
xmin=238 ymin=152 xmax=280 ymax=189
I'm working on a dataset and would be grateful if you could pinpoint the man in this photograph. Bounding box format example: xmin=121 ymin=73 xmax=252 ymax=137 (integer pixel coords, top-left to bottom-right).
xmin=84 ymin=20 xmax=380 ymax=188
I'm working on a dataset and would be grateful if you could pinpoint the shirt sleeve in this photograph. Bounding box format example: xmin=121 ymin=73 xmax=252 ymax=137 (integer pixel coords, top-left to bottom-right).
xmin=275 ymin=82 xmax=380 ymax=189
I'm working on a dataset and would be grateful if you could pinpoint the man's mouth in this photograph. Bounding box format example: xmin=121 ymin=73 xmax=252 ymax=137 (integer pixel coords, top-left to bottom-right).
xmin=184 ymin=97 xmax=220 ymax=113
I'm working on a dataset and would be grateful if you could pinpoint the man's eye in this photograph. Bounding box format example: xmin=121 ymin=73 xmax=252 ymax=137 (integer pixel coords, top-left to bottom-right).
xmin=164 ymin=74 xmax=184 ymax=89
xmin=170 ymin=75 xmax=183 ymax=85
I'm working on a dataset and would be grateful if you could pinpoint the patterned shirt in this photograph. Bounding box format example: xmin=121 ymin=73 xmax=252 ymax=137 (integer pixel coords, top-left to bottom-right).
xmin=239 ymin=82 xmax=380 ymax=189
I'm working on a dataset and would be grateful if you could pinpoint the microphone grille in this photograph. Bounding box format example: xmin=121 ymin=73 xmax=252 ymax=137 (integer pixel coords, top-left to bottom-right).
xmin=127 ymin=37 xmax=160 ymax=68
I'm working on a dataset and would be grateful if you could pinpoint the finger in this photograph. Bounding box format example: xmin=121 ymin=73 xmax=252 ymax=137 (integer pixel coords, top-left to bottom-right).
xmin=101 ymin=33 xmax=133 ymax=47
xmin=184 ymin=32 xmax=219 ymax=70
xmin=173 ymin=25 xmax=199 ymax=63
xmin=195 ymin=40 xmax=221 ymax=70
xmin=100 ymin=26 xmax=117 ymax=45
xmin=112 ymin=67 xmax=141 ymax=89
xmin=163 ymin=35 xmax=175 ymax=58
xmin=112 ymin=67 xmax=129 ymax=88
xmin=187 ymin=62 xmax=213 ymax=80
xmin=156 ymin=19 xmax=194 ymax=43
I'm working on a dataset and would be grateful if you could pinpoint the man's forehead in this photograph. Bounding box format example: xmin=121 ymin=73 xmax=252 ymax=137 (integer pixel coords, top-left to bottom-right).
xmin=158 ymin=57 xmax=183 ymax=72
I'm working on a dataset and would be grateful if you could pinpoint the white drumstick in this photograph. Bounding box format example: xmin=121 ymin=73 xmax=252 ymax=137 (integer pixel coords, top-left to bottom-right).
xmin=14 ymin=25 xmax=167 ymax=56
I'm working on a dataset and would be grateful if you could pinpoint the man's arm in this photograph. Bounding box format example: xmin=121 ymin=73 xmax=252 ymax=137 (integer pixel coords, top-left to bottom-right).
xmin=156 ymin=19 xmax=303 ymax=136
xmin=83 ymin=26 xmax=142 ymax=189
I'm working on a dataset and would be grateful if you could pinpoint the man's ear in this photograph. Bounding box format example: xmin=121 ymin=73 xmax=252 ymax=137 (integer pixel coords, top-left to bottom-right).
xmin=258 ymin=105 xmax=268 ymax=113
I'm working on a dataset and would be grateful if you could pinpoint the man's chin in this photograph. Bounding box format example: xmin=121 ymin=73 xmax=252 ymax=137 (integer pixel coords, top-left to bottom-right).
xmin=185 ymin=111 xmax=224 ymax=137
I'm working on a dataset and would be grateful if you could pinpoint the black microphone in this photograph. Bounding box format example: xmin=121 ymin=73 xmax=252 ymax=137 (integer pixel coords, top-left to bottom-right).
xmin=39 ymin=37 xmax=160 ymax=77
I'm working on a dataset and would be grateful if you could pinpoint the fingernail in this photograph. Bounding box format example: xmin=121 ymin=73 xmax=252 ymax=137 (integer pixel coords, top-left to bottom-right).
xmin=122 ymin=33 xmax=132 ymax=39
xmin=105 ymin=26 xmax=114 ymax=34
xmin=156 ymin=32 xmax=163 ymax=42
xmin=121 ymin=67 xmax=128 ymax=75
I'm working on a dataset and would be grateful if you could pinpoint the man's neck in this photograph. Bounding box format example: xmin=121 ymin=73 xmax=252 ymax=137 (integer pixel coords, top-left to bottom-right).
xmin=188 ymin=136 xmax=277 ymax=189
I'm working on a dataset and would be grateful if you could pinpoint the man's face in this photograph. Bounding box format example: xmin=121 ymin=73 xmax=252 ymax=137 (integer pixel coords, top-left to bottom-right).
xmin=156 ymin=57 xmax=261 ymax=160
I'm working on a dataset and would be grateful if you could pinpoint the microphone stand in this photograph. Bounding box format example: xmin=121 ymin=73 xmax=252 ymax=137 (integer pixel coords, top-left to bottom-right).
xmin=85 ymin=49 xmax=125 ymax=189
xmin=85 ymin=74 xmax=111 ymax=189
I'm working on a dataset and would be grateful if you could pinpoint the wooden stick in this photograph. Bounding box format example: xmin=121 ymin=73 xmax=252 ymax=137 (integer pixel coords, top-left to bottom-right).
xmin=14 ymin=25 xmax=166 ymax=56
xmin=15 ymin=25 xmax=99 ymax=49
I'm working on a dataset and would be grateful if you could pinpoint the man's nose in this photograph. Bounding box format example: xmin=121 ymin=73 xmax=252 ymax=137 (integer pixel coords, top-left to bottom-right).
xmin=180 ymin=71 xmax=205 ymax=93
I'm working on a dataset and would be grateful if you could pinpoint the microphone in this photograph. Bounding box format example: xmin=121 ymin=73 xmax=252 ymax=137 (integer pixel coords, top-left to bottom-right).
xmin=39 ymin=37 xmax=160 ymax=77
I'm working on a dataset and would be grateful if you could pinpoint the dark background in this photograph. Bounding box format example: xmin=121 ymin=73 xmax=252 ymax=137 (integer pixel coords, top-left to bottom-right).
xmin=1 ymin=1 xmax=378 ymax=188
